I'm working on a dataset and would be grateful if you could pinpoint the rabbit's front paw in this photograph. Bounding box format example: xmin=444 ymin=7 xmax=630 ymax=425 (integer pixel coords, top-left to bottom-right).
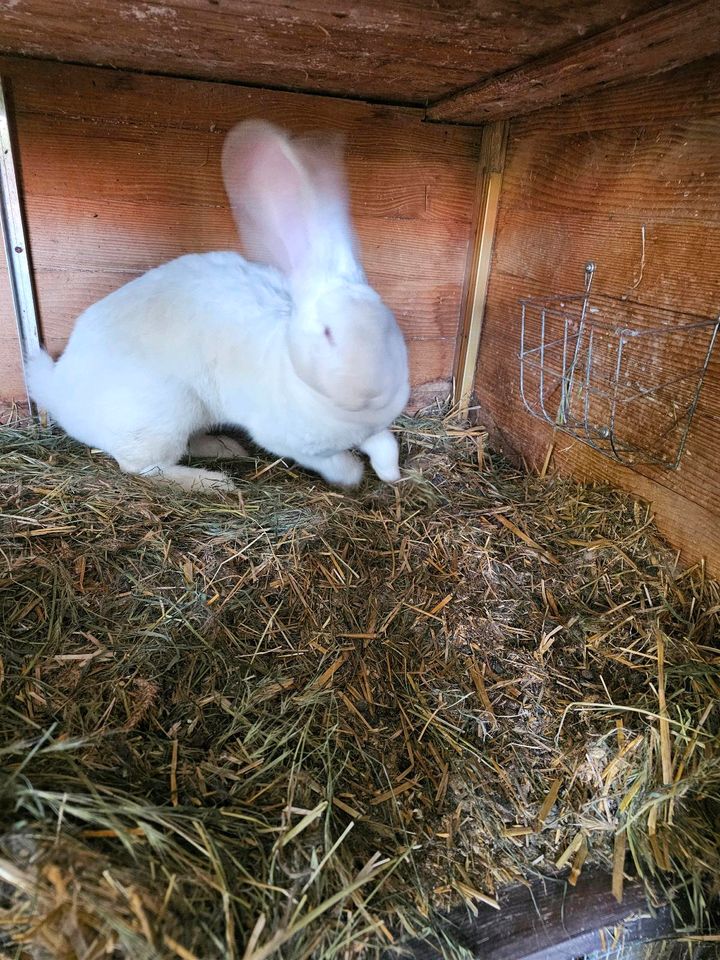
xmin=360 ymin=429 xmax=401 ymax=483
xmin=302 ymin=451 xmax=364 ymax=488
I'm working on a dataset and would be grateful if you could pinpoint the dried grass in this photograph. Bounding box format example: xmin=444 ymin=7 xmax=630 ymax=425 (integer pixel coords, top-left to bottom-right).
xmin=0 ymin=412 xmax=718 ymax=959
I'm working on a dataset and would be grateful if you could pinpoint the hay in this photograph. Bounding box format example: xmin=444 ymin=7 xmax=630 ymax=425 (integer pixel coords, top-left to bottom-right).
xmin=0 ymin=412 xmax=718 ymax=959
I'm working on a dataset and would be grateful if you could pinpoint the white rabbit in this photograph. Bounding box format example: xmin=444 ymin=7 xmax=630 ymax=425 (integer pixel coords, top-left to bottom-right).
xmin=26 ymin=120 xmax=410 ymax=493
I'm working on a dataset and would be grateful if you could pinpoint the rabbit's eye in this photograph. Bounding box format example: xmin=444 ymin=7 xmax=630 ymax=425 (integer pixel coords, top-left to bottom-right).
xmin=323 ymin=326 xmax=335 ymax=345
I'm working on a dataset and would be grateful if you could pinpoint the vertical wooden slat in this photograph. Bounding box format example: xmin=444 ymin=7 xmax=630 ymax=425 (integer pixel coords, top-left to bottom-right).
xmin=454 ymin=120 xmax=509 ymax=417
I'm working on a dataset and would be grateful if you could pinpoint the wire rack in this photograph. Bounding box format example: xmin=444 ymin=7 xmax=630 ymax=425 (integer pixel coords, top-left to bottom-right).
xmin=519 ymin=263 xmax=719 ymax=468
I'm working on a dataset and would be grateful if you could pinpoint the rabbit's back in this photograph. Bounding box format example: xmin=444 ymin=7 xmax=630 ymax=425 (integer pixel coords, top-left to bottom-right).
xmin=66 ymin=252 xmax=287 ymax=366
xmin=38 ymin=252 xmax=289 ymax=450
xmin=52 ymin=252 xmax=286 ymax=394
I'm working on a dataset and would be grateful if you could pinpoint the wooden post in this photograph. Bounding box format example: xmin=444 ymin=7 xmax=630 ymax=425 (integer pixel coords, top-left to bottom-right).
xmin=453 ymin=119 xmax=508 ymax=418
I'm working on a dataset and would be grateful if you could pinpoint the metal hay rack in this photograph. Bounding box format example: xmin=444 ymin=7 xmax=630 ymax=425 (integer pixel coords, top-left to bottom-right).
xmin=518 ymin=262 xmax=719 ymax=468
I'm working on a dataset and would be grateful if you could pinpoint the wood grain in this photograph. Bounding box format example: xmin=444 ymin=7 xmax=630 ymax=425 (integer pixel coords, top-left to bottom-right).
xmin=474 ymin=56 xmax=720 ymax=574
xmin=13 ymin=117 xmax=480 ymax=223
xmin=0 ymin=57 xmax=480 ymax=405
xmin=0 ymin=266 xmax=23 ymax=399
xmin=395 ymin=870 xmax=675 ymax=960
xmin=454 ymin=120 xmax=509 ymax=414
xmin=0 ymin=109 xmax=22 ymax=400
xmin=0 ymin=0 xmax=663 ymax=105
xmin=428 ymin=0 xmax=720 ymax=124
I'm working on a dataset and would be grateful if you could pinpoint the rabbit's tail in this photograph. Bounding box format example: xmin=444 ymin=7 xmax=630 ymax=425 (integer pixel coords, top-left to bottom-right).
xmin=25 ymin=349 xmax=57 ymax=411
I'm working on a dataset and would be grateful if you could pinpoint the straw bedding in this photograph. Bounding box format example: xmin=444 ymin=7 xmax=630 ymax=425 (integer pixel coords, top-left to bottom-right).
xmin=0 ymin=413 xmax=718 ymax=959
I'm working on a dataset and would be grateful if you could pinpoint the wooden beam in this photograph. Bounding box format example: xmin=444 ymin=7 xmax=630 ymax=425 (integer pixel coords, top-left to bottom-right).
xmin=427 ymin=0 xmax=720 ymax=125
xmin=392 ymin=870 xmax=679 ymax=959
xmin=453 ymin=120 xmax=508 ymax=417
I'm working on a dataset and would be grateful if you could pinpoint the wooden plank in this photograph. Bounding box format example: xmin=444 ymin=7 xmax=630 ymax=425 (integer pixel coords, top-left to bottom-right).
xmin=12 ymin=116 xmax=480 ymax=225
xmin=0 ymin=332 xmax=24 ymax=401
xmin=0 ymin=1 xmax=664 ymax=106
xmin=0 ymin=57 xmax=480 ymax=408
xmin=428 ymin=0 xmax=720 ymax=124
xmin=473 ymin=57 xmax=720 ymax=141
xmin=491 ymin=217 xmax=720 ymax=329
xmin=454 ymin=120 xmax=509 ymax=415
xmin=21 ymin=197 xmax=469 ymax=283
xmin=0 ymin=207 xmax=16 ymax=398
xmin=18 ymin=197 xmax=470 ymax=343
xmin=407 ymin=338 xmax=455 ymax=412
xmin=394 ymin=870 xmax=676 ymax=960
xmin=474 ymin=56 xmax=720 ymax=573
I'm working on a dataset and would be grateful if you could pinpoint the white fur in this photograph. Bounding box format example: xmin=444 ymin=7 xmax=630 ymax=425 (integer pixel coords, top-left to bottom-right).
xmin=26 ymin=121 xmax=410 ymax=492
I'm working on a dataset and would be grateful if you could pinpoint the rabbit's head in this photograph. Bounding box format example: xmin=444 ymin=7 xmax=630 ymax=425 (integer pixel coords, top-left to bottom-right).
xmin=221 ymin=121 xmax=409 ymax=415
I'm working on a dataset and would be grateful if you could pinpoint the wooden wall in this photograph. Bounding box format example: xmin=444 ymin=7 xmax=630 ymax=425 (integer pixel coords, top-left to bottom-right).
xmin=0 ymin=57 xmax=482 ymax=409
xmin=475 ymin=56 xmax=720 ymax=573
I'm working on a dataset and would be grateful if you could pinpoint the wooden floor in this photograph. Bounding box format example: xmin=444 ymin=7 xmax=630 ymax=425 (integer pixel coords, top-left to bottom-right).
xmin=393 ymin=870 xmax=681 ymax=960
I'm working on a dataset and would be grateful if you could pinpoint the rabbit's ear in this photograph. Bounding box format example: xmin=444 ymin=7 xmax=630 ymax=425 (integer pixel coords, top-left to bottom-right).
xmin=293 ymin=132 xmax=366 ymax=284
xmin=222 ymin=120 xmax=313 ymax=275
xmin=222 ymin=121 xmax=364 ymax=283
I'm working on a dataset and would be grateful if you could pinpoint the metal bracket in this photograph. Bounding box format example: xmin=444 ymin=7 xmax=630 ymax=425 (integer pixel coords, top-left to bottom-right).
xmin=0 ymin=75 xmax=41 ymax=412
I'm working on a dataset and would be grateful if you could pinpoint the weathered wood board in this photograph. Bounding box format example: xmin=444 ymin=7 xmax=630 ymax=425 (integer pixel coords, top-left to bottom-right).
xmin=0 ymin=56 xmax=482 ymax=409
xmin=474 ymin=56 xmax=720 ymax=573
xmin=0 ymin=0 xmax=663 ymax=105
xmin=429 ymin=0 xmax=720 ymax=123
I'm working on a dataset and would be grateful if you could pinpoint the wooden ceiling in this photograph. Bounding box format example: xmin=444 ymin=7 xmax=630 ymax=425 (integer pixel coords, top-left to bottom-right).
xmin=0 ymin=1 xmax=717 ymax=122
xmin=0 ymin=0 xmax=669 ymax=103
